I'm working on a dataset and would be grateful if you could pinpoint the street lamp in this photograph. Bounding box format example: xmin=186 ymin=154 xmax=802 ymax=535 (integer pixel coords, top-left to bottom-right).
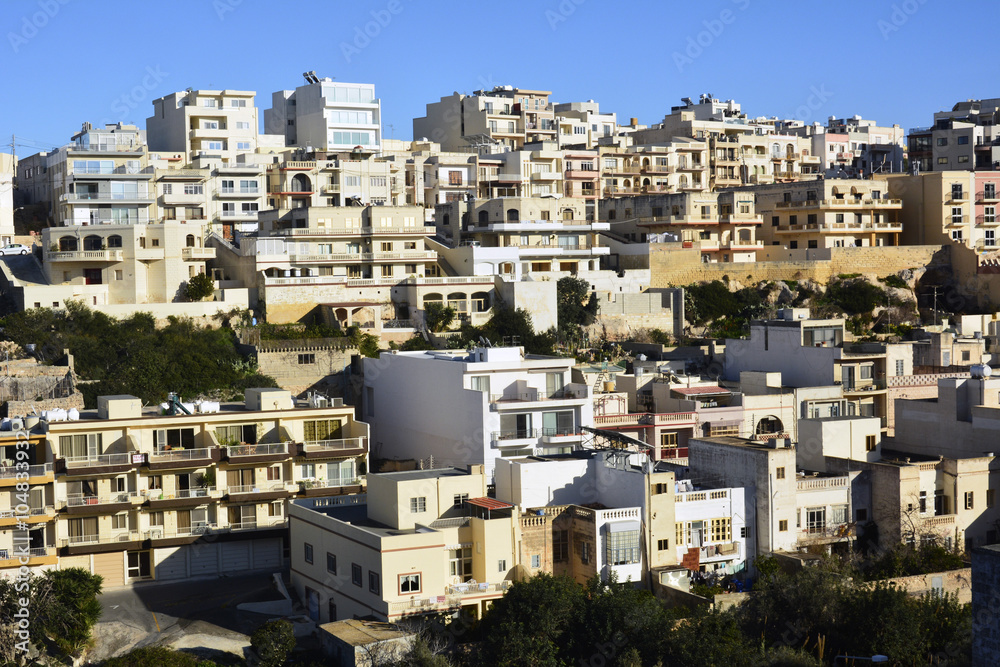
xmin=834 ymin=655 xmax=888 ymax=664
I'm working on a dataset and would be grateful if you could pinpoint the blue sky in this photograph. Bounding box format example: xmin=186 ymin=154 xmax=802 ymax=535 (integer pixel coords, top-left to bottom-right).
xmin=1 ymin=0 xmax=995 ymax=155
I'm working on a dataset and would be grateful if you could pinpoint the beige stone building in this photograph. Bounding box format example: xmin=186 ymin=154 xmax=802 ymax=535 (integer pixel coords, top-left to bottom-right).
xmin=746 ymin=178 xmax=904 ymax=249
xmin=147 ymin=89 xmax=260 ymax=164
xmin=599 ymin=141 xmax=710 ymax=198
xmin=289 ymin=466 xmax=518 ymax=623
xmin=0 ymin=389 xmax=369 ymax=587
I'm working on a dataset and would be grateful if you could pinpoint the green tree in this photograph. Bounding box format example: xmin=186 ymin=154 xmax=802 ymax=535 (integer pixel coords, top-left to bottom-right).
xmin=31 ymin=568 xmax=103 ymax=658
xmin=184 ymin=272 xmax=216 ymax=301
xmin=424 ymin=302 xmax=456 ymax=332
xmin=556 ymin=276 xmax=598 ymax=338
xmin=250 ymin=619 xmax=296 ymax=667
xmin=102 ymin=645 xmax=220 ymax=666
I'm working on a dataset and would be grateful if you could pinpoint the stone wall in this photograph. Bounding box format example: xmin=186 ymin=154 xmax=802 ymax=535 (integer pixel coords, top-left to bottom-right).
xmin=254 ymin=339 xmax=358 ymax=399
xmin=6 ymin=393 xmax=84 ymax=417
xmin=882 ymin=567 xmax=972 ymax=604
xmin=650 ymin=244 xmax=949 ymax=288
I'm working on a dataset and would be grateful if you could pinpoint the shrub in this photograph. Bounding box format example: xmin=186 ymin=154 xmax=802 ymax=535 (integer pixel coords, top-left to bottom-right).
xmin=424 ymin=302 xmax=456 ymax=332
xmin=184 ymin=272 xmax=216 ymax=301
xmin=880 ymin=274 xmax=908 ymax=289
xmin=250 ymin=619 xmax=296 ymax=667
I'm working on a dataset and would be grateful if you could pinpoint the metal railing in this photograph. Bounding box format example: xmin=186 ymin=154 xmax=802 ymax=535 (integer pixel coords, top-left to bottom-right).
xmin=491 ymin=429 xmax=539 ymax=441
xmin=67 ymin=492 xmax=131 ymax=506
xmin=0 ymin=463 xmax=52 ymax=479
xmin=227 ymin=443 xmax=287 ymax=457
xmin=220 ymin=187 xmax=259 ymax=194
xmin=302 ymin=477 xmax=361 ymax=489
xmin=489 ymin=389 xmax=583 ymax=403
xmin=302 ymin=437 xmax=366 ymax=452
xmin=63 ymin=452 xmax=138 ymax=467
xmin=63 ymin=531 xmax=140 ymax=547
xmin=149 ymin=447 xmax=213 ymax=462
xmin=226 ymin=482 xmax=286 ymax=495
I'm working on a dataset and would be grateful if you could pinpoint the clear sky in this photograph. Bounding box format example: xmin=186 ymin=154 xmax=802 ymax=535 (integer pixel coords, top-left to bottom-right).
xmin=1 ymin=0 xmax=996 ymax=156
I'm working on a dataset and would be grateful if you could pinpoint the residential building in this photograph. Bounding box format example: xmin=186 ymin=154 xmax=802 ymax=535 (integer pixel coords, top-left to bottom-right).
xmin=265 ymin=76 xmax=382 ymax=154
xmin=600 ymin=191 xmax=764 ymax=263
xmin=0 ymin=430 xmax=58 ymax=580
xmin=886 ymin=170 xmax=998 ymax=250
xmin=553 ymin=101 xmax=617 ymax=149
xmin=0 ymin=153 xmax=15 ymax=245
xmin=263 ymin=151 xmax=403 ymax=209
xmin=475 ymin=142 xmax=566 ymax=200
xmin=746 ymin=178 xmax=903 ymax=249
xmin=906 ymin=98 xmax=1000 ymax=173
xmin=599 ymin=142 xmax=710 ymax=198
xmin=725 ymin=309 xmax=908 ymax=431
xmin=13 ymin=150 xmax=50 ymax=209
xmin=387 ymin=144 xmax=476 ymax=206
xmin=5 ymin=389 xmax=368 ymax=587
xmin=147 ymin=89 xmax=259 ymax=164
xmin=413 ymin=87 xmax=556 ymax=152
xmin=432 ymin=196 xmax=609 ymax=280
xmin=362 ymin=346 xmax=594 ymax=480
xmin=289 ymin=466 xmax=517 ymax=622
xmin=778 ymin=115 xmax=906 ymax=177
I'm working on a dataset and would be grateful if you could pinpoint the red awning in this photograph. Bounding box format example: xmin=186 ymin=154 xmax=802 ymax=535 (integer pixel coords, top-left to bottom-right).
xmin=467 ymin=497 xmax=513 ymax=510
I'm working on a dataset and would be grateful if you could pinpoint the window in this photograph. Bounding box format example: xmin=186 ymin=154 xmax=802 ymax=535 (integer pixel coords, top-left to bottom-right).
xmin=919 ymin=490 xmax=928 ymax=513
xmin=112 ymin=512 xmax=128 ymax=530
xmin=498 ymin=559 xmax=507 ymax=572
xmin=410 ymin=497 xmax=426 ymax=513
xmin=937 ymin=138 xmax=948 ymax=146
xmin=469 ymin=376 xmax=490 ymax=394
xmin=965 ymin=491 xmax=974 ymax=510
xmin=779 ymin=520 xmax=788 ymax=532
xmin=369 ymin=571 xmax=380 ymax=594
xmin=453 ymin=494 xmax=468 ymax=507
xmin=449 ymin=547 xmax=472 ymax=579
xmin=327 ymin=553 xmax=337 ymax=574
xmin=399 ymin=573 xmax=421 ymax=593
xmin=149 ymin=511 xmax=164 ymax=527
xmin=709 ymin=424 xmax=739 ymax=437
xmin=531 ymin=554 xmax=541 ymax=568
xmin=776 ymin=467 xmax=785 ymax=480
xmin=958 ymin=155 xmax=969 ymax=163
xmin=710 ymin=518 xmax=731 ymax=542
xmin=304 ymin=543 xmax=313 ymax=564
xmin=605 ymin=527 xmax=641 ymax=565
xmin=229 ymin=99 xmax=247 ymax=108
xmin=657 ymin=539 xmax=669 ymax=551
xmin=866 ymin=435 xmax=877 ymax=452
xmin=938 ymin=157 xmax=949 ymax=164
xmin=553 ymin=530 xmax=568 ymax=562
xmin=114 ymin=270 xmax=123 ymax=281
xmin=790 ymin=241 xmax=798 ymax=249
xmin=988 ymin=489 xmax=995 ymax=508
xmin=580 ymin=541 xmax=591 ymax=564
xmin=859 ymin=365 xmax=873 ymax=380
xmin=896 ymin=359 xmax=904 ymax=376
xmin=266 ymin=465 xmax=281 ymax=482
xmin=298 ymin=353 xmax=315 ymax=365
xmin=958 ymin=136 xmax=969 ymax=145
xmin=352 ymin=563 xmax=362 ymax=586
xmin=183 ymin=184 xmax=203 ymax=195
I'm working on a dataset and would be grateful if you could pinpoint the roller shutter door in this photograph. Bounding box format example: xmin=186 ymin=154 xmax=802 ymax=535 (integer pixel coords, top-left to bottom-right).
xmin=93 ymin=552 xmax=125 ymax=588
xmin=60 ymin=555 xmax=91 ymax=571
xmin=252 ymin=538 xmax=281 ymax=571
xmin=221 ymin=542 xmax=251 ymax=571
xmin=154 ymin=547 xmax=187 ymax=581
xmin=189 ymin=543 xmax=219 ymax=577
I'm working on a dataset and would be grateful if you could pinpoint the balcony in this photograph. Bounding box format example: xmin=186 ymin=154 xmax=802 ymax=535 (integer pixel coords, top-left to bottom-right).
xmin=0 ymin=506 xmax=55 ymax=526
xmin=775 ymin=221 xmax=903 ymax=235
xmin=60 ymin=531 xmax=144 ymax=555
xmin=387 ymin=582 xmax=511 ymax=615
xmin=491 ymin=429 xmax=540 ymax=448
xmin=146 ymin=486 xmax=221 ymax=509
xmin=59 ymin=452 xmax=143 ymax=476
xmin=219 ymin=210 xmax=258 ymax=219
xmin=298 ymin=477 xmax=364 ymax=497
xmin=144 ymin=524 xmax=214 ymax=546
xmin=46 ymin=250 xmax=124 ymax=262
xmin=224 ymin=442 xmax=289 ymax=464
xmin=225 ymin=481 xmax=290 ymax=501
xmin=489 ymin=387 xmax=588 ymax=408
xmin=775 ymin=198 xmax=903 ymax=210
xmin=182 ymin=247 xmax=216 ymax=260
xmin=700 ymin=541 xmax=740 ymax=561
xmin=948 ymin=191 xmax=969 ymax=203
xmin=0 ymin=463 xmax=53 ymax=486
xmin=540 ymin=428 xmax=582 ymax=445
xmin=218 ymin=187 xmax=260 ymax=197
xmin=65 ymin=492 xmax=135 ymax=515
xmin=146 ymin=447 xmax=220 ymax=471
xmin=62 ymin=192 xmax=154 ymax=204
xmin=0 ymin=547 xmax=58 ymax=567
xmin=977 ymin=190 xmax=1000 ymax=202
xmin=298 ymin=437 xmax=367 ymax=459
xmin=797 ymin=523 xmax=854 ymax=545
xmin=530 ymin=171 xmax=560 ymax=181
xmin=947 ymin=215 xmax=969 ymax=226
xmin=796 ymin=476 xmax=850 ymax=491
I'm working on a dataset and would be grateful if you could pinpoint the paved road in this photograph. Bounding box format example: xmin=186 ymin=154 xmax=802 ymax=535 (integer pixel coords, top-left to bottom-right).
xmin=92 ymin=571 xmax=289 ymax=662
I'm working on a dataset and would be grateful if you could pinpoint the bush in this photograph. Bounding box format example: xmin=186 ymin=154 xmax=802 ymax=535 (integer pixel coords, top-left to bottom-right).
xmin=102 ymin=646 xmax=220 ymax=666
xmin=250 ymin=619 xmax=296 ymax=667
xmin=825 ymin=279 xmax=887 ymax=315
xmin=184 ymin=272 xmax=216 ymax=301
xmin=424 ymin=302 xmax=456 ymax=332
xmin=880 ymin=274 xmax=908 ymax=289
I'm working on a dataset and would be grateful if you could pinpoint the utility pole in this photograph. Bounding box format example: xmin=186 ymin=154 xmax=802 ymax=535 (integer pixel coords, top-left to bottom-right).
xmin=925 ymin=285 xmax=941 ymax=326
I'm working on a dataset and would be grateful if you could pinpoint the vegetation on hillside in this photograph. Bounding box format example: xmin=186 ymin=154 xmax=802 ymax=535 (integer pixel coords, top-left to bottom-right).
xmin=0 ymin=302 xmax=277 ymax=407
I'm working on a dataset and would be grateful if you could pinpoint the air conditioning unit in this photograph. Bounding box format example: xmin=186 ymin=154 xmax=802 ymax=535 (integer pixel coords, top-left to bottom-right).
xmin=149 ymin=529 xmax=163 ymax=539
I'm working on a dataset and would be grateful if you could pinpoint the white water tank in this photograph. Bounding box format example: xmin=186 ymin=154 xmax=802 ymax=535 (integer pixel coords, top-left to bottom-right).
xmin=972 ymin=364 xmax=993 ymax=379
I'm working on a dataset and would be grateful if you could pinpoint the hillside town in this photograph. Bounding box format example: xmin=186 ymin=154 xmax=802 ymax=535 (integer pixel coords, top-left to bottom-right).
xmin=5 ymin=71 xmax=1000 ymax=665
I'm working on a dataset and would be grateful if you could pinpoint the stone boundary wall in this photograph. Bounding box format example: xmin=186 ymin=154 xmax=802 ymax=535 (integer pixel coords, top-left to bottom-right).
xmin=650 ymin=244 xmax=949 ymax=287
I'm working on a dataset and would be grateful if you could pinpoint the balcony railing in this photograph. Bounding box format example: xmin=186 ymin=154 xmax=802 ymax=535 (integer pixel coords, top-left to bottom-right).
xmin=63 ymin=452 xmax=139 ymax=468
xmin=489 ymin=389 xmax=584 ymax=404
xmin=67 ymin=492 xmax=132 ymax=506
xmin=977 ymin=190 xmax=1000 ymax=201
xmin=491 ymin=429 xmax=540 ymax=441
xmin=226 ymin=443 xmax=287 ymax=458
xmin=0 ymin=463 xmax=52 ymax=479
xmin=149 ymin=447 xmax=213 ymax=462
xmin=226 ymin=482 xmax=287 ymax=495
xmin=301 ymin=477 xmax=360 ymax=489
xmin=62 ymin=531 xmax=141 ymax=547
xmin=46 ymin=250 xmax=125 ymax=262
xmin=220 ymin=187 xmax=259 ymax=194
xmin=302 ymin=437 xmax=366 ymax=452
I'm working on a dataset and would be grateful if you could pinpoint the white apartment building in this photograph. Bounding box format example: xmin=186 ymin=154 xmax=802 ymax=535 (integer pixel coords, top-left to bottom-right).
xmin=266 ymin=76 xmax=382 ymax=154
xmin=362 ymin=347 xmax=595 ymax=480
xmin=0 ymin=153 xmax=15 ymax=245
xmin=552 ymin=101 xmax=617 ymax=149
xmin=147 ymin=90 xmax=259 ymax=164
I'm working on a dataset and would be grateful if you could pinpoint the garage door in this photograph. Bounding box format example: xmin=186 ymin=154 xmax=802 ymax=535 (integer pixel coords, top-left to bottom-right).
xmin=93 ymin=552 xmax=125 ymax=588
xmin=154 ymin=547 xmax=187 ymax=581
xmin=60 ymin=555 xmax=91 ymax=571
xmin=189 ymin=543 xmax=219 ymax=577
xmin=252 ymin=538 xmax=281 ymax=571
xmin=221 ymin=542 xmax=251 ymax=571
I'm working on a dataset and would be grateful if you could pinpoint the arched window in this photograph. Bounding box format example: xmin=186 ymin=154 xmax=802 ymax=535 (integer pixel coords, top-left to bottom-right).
xmin=107 ymin=235 xmax=122 ymax=248
xmin=291 ymin=174 xmax=311 ymax=192
xmin=185 ymin=234 xmax=196 ymax=248
xmin=506 ymin=209 xmax=519 ymax=222
xmin=83 ymin=235 xmax=102 ymax=251
xmin=478 ymin=210 xmax=489 ymax=224
xmin=59 ymin=237 xmax=78 ymax=251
